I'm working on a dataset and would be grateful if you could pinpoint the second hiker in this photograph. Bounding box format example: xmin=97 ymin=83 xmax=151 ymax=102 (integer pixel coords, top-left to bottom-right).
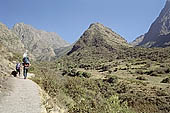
xmin=16 ymin=62 xmax=21 ymax=77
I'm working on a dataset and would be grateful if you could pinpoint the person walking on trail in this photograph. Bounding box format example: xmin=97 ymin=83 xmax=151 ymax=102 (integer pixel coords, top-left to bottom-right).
xmin=22 ymin=51 xmax=30 ymax=79
xmin=16 ymin=62 xmax=21 ymax=77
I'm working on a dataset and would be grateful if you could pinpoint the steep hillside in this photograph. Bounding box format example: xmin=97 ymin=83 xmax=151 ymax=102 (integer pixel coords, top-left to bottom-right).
xmin=0 ymin=22 xmax=25 ymax=53
xmin=138 ymin=0 xmax=170 ymax=47
xmin=0 ymin=45 xmax=15 ymax=76
xmin=68 ymin=23 xmax=130 ymax=54
xmin=67 ymin=23 xmax=131 ymax=64
xmin=0 ymin=43 xmax=22 ymax=98
xmin=12 ymin=23 xmax=70 ymax=61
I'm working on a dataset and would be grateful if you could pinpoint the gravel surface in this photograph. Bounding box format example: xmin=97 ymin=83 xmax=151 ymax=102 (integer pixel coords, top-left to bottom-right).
xmin=0 ymin=74 xmax=41 ymax=113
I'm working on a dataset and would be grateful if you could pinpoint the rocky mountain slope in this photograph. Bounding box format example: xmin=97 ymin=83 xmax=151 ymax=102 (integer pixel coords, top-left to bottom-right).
xmin=12 ymin=23 xmax=70 ymax=61
xmin=130 ymin=34 xmax=144 ymax=47
xmin=68 ymin=23 xmax=131 ymax=57
xmin=68 ymin=23 xmax=130 ymax=54
xmin=138 ymin=0 xmax=170 ymax=47
xmin=66 ymin=23 xmax=131 ymax=65
xmin=0 ymin=22 xmax=25 ymax=53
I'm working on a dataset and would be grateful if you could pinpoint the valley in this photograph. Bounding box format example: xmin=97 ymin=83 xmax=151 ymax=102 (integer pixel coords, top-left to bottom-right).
xmin=1 ymin=1 xmax=170 ymax=113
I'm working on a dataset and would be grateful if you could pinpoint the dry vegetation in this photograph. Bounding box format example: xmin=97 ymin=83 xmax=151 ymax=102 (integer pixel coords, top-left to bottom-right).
xmin=30 ymin=46 xmax=170 ymax=113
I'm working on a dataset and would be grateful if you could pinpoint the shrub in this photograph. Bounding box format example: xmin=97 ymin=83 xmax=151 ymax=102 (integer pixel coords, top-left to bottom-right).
xmin=8 ymin=52 xmax=22 ymax=62
xmin=107 ymin=76 xmax=118 ymax=84
xmin=76 ymin=71 xmax=84 ymax=77
xmin=144 ymin=70 xmax=153 ymax=75
xmin=82 ymin=72 xmax=92 ymax=78
xmin=107 ymin=95 xmax=135 ymax=113
xmin=108 ymin=70 xmax=112 ymax=74
xmin=29 ymin=66 xmax=35 ymax=72
xmin=62 ymin=69 xmax=68 ymax=75
xmin=68 ymin=69 xmax=77 ymax=77
xmin=113 ymin=68 xmax=118 ymax=72
xmin=79 ymin=64 xmax=91 ymax=69
xmin=136 ymin=76 xmax=147 ymax=81
xmin=165 ymin=68 xmax=170 ymax=73
xmin=101 ymin=65 xmax=111 ymax=72
xmin=155 ymin=68 xmax=166 ymax=74
xmin=135 ymin=69 xmax=144 ymax=74
xmin=161 ymin=77 xmax=170 ymax=83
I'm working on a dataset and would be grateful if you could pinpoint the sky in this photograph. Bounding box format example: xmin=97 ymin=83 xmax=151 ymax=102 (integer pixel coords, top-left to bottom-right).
xmin=0 ymin=0 xmax=167 ymax=44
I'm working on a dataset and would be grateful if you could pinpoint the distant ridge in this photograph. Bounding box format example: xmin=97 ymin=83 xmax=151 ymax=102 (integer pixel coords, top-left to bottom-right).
xmin=12 ymin=23 xmax=70 ymax=61
xmin=130 ymin=35 xmax=144 ymax=47
xmin=0 ymin=22 xmax=25 ymax=53
xmin=137 ymin=0 xmax=170 ymax=47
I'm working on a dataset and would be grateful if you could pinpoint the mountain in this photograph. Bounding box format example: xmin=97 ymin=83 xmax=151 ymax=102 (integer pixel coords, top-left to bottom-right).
xmin=130 ymin=34 xmax=144 ymax=47
xmin=66 ymin=23 xmax=131 ymax=64
xmin=0 ymin=22 xmax=25 ymax=53
xmin=138 ymin=0 xmax=170 ymax=47
xmin=68 ymin=23 xmax=131 ymax=55
xmin=12 ymin=23 xmax=70 ymax=61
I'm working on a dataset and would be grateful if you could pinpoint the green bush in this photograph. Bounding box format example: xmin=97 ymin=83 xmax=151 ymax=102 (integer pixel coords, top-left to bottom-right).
xmin=106 ymin=75 xmax=118 ymax=84
xmin=82 ymin=72 xmax=92 ymax=78
xmin=29 ymin=66 xmax=35 ymax=72
xmin=161 ymin=77 xmax=170 ymax=83
xmin=108 ymin=95 xmax=135 ymax=113
xmin=8 ymin=52 xmax=22 ymax=62
xmin=76 ymin=71 xmax=84 ymax=77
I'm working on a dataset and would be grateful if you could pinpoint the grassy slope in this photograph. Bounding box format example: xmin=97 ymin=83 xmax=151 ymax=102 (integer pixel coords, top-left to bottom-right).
xmin=31 ymin=46 xmax=170 ymax=113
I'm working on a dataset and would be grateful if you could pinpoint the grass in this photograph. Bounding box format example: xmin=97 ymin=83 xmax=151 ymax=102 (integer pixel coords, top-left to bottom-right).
xmin=31 ymin=62 xmax=136 ymax=113
xmin=30 ymin=47 xmax=170 ymax=113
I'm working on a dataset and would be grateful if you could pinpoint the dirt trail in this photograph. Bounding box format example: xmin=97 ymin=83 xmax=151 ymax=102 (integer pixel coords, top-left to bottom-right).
xmin=0 ymin=73 xmax=43 ymax=113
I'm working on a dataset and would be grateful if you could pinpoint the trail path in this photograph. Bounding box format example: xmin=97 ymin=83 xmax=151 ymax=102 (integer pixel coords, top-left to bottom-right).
xmin=0 ymin=73 xmax=42 ymax=113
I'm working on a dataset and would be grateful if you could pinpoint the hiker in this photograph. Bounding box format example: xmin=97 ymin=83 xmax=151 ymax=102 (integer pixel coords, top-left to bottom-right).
xmin=16 ymin=63 xmax=21 ymax=77
xmin=22 ymin=55 xmax=30 ymax=79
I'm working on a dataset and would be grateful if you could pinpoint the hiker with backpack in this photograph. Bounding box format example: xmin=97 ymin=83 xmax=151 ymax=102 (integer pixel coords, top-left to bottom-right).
xmin=22 ymin=51 xmax=30 ymax=79
xmin=16 ymin=63 xmax=21 ymax=77
xmin=23 ymin=56 xmax=30 ymax=79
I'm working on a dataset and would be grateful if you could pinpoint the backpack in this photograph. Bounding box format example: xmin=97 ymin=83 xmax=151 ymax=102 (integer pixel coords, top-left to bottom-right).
xmin=11 ymin=70 xmax=17 ymax=77
xmin=23 ymin=57 xmax=30 ymax=64
xmin=16 ymin=63 xmax=20 ymax=70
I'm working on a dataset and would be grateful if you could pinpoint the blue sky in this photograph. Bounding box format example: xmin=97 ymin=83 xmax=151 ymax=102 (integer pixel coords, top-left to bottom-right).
xmin=0 ymin=0 xmax=166 ymax=44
